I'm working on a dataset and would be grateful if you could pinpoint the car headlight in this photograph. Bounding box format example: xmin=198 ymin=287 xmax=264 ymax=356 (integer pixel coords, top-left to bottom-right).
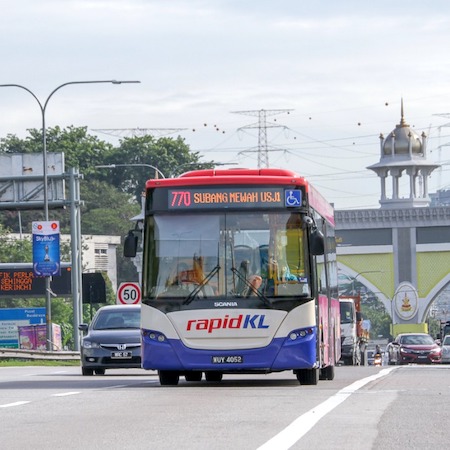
xmin=429 ymin=348 xmax=442 ymax=355
xmin=400 ymin=347 xmax=411 ymax=354
xmin=82 ymin=340 xmax=100 ymax=349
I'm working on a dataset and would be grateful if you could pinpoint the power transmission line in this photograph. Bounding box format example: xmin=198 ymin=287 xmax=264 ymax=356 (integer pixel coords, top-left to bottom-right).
xmin=232 ymin=109 xmax=293 ymax=168
xmin=91 ymin=127 xmax=187 ymax=138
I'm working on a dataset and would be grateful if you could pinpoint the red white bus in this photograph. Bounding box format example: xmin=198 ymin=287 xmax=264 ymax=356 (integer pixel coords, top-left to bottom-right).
xmin=124 ymin=168 xmax=340 ymax=385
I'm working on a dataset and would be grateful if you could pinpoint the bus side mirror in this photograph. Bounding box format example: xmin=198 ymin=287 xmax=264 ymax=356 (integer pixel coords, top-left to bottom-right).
xmin=124 ymin=231 xmax=138 ymax=257
xmin=310 ymin=229 xmax=324 ymax=255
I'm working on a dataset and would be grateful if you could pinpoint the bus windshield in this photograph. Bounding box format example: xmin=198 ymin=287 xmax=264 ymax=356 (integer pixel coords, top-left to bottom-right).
xmin=143 ymin=211 xmax=311 ymax=301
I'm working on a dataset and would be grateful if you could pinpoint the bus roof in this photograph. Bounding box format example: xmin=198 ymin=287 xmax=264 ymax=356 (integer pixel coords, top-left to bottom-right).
xmin=146 ymin=167 xmax=334 ymax=225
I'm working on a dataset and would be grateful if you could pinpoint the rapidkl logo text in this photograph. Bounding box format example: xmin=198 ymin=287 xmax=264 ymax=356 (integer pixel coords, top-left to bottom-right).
xmin=187 ymin=314 xmax=269 ymax=333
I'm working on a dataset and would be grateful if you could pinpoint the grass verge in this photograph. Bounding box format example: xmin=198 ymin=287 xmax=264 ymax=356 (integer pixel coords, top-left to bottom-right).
xmin=0 ymin=359 xmax=80 ymax=367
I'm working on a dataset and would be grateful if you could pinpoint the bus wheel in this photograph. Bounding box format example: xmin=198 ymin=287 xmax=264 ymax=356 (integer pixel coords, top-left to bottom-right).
xmin=159 ymin=370 xmax=180 ymax=386
xmin=319 ymin=365 xmax=335 ymax=381
xmin=205 ymin=372 xmax=223 ymax=382
xmin=185 ymin=371 xmax=202 ymax=382
xmin=296 ymin=368 xmax=319 ymax=385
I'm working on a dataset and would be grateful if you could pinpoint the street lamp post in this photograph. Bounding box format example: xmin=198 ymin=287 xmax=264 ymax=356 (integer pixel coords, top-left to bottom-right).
xmin=351 ymin=270 xmax=384 ymax=296
xmin=0 ymin=80 xmax=140 ymax=350
xmin=95 ymin=163 xmax=166 ymax=179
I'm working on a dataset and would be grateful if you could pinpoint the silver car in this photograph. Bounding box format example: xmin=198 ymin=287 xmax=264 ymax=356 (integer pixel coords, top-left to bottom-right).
xmin=441 ymin=335 xmax=450 ymax=364
xmin=79 ymin=304 xmax=141 ymax=375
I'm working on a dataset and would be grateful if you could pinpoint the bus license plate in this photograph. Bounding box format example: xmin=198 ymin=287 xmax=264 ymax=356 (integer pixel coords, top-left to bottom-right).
xmin=211 ymin=356 xmax=243 ymax=364
xmin=111 ymin=351 xmax=132 ymax=359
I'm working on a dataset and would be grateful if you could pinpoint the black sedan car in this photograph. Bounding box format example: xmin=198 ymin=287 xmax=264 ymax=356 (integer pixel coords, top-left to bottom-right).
xmin=386 ymin=333 xmax=442 ymax=365
xmin=79 ymin=304 xmax=141 ymax=375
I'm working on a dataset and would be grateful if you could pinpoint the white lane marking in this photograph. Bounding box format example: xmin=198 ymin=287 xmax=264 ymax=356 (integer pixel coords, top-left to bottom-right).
xmin=52 ymin=392 xmax=81 ymax=397
xmin=0 ymin=401 xmax=31 ymax=408
xmin=258 ymin=367 xmax=397 ymax=450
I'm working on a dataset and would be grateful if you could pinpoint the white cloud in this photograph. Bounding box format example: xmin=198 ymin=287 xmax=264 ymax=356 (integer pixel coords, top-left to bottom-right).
xmin=1 ymin=0 xmax=450 ymax=209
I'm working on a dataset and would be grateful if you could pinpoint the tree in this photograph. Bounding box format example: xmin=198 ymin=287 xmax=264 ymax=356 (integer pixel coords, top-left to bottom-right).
xmin=81 ymin=180 xmax=141 ymax=283
xmin=0 ymin=224 xmax=32 ymax=262
xmin=101 ymin=135 xmax=215 ymax=203
xmin=0 ymin=126 xmax=116 ymax=233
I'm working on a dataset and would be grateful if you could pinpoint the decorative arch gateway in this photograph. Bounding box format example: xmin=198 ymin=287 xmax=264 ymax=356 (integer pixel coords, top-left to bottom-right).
xmin=421 ymin=273 xmax=450 ymax=322
xmin=337 ymin=253 xmax=450 ymax=337
xmin=337 ymin=262 xmax=393 ymax=317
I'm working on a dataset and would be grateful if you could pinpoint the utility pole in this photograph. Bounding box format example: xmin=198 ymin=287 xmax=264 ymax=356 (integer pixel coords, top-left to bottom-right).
xmin=232 ymin=109 xmax=293 ymax=168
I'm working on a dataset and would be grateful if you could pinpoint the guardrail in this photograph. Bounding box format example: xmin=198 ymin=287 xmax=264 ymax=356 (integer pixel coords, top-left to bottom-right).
xmin=0 ymin=348 xmax=80 ymax=361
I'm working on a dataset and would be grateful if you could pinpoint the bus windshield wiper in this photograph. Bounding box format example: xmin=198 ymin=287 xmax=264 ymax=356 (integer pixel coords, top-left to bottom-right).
xmin=183 ymin=265 xmax=220 ymax=305
xmin=230 ymin=267 xmax=271 ymax=307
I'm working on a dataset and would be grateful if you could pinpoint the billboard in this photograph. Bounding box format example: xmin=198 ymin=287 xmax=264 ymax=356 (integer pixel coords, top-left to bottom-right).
xmin=32 ymin=221 xmax=61 ymax=276
xmin=0 ymin=153 xmax=65 ymax=208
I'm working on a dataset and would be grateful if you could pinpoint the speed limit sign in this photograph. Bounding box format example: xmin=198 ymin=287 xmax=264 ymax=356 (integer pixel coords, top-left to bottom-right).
xmin=117 ymin=282 xmax=141 ymax=304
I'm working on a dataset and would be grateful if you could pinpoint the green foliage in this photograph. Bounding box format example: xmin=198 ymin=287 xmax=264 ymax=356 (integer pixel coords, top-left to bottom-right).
xmin=361 ymin=295 xmax=392 ymax=339
xmin=0 ymin=360 xmax=80 ymax=367
xmin=0 ymin=225 xmax=32 ymax=262
xmin=0 ymin=126 xmax=213 ymax=349
xmin=102 ymin=135 xmax=214 ymax=203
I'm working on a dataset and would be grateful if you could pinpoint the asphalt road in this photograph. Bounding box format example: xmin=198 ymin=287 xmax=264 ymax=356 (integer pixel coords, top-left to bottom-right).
xmin=1 ymin=364 xmax=449 ymax=449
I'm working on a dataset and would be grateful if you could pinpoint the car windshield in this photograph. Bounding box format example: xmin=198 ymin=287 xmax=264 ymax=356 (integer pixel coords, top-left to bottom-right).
xmin=93 ymin=310 xmax=140 ymax=330
xmin=443 ymin=335 xmax=450 ymax=346
xmin=400 ymin=334 xmax=434 ymax=345
xmin=339 ymin=301 xmax=354 ymax=324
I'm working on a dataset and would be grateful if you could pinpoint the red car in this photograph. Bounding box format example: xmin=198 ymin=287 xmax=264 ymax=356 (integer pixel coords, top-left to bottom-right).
xmin=387 ymin=333 xmax=442 ymax=365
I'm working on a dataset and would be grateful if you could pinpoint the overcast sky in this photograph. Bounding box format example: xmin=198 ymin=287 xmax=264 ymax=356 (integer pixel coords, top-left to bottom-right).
xmin=1 ymin=0 xmax=450 ymax=210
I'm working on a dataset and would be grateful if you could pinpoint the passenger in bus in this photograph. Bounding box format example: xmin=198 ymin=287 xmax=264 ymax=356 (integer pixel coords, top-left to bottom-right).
xmin=247 ymin=274 xmax=263 ymax=296
xmin=236 ymin=260 xmax=263 ymax=296
xmin=172 ymin=263 xmax=190 ymax=285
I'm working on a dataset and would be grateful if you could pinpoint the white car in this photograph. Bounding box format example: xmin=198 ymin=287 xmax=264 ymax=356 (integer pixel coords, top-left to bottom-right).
xmin=441 ymin=335 xmax=450 ymax=364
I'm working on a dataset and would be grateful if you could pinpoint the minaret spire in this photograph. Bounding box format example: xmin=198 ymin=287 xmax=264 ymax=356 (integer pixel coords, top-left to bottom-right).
xmin=400 ymin=98 xmax=407 ymax=127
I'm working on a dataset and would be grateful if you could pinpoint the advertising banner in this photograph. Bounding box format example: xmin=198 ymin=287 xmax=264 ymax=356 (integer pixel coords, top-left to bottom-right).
xmin=17 ymin=324 xmax=61 ymax=350
xmin=18 ymin=325 xmax=47 ymax=350
xmin=32 ymin=221 xmax=61 ymax=276
xmin=0 ymin=308 xmax=46 ymax=348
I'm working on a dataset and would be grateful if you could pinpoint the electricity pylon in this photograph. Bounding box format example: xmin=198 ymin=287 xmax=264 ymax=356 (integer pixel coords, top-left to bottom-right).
xmin=232 ymin=109 xmax=293 ymax=168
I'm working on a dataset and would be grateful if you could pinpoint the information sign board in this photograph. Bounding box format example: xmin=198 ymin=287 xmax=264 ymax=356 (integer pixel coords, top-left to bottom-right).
xmin=0 ymin=307 xmax=46 ymax=348
xmin=0 ymin=267 xmax=72 ymax=297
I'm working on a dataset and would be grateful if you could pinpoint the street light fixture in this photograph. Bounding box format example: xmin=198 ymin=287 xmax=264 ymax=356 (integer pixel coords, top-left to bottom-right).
xmin=0 ymin=79 xmax=140 ymax=350
xmin=351 ymin=270 xmax=384 ymax=295
xmin=95 ymin=163 xmax=166 ymax=179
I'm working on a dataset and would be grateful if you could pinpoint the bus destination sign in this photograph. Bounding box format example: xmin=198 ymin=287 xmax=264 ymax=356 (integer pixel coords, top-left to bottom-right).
xmin=168 ymin=187 xmax=302 ymax=210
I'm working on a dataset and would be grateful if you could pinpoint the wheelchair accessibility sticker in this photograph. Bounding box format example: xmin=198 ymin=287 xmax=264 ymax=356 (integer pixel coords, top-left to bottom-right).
xmin=285 ymin=190 xmax=302 ymax=207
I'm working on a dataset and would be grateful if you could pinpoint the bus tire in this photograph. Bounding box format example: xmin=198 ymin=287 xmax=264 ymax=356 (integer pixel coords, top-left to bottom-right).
xmin=296 ymin=368 xmax=319 ymax=385
xmin=319 ymin=365 xmax=334 ymax=381
xmin=159 ymin=370 xmax=180 ymax=386
xmin=205 ymin=371 xmax=223 ymax=382
xmin=185 ymin=371 xmax=202 ymax=382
